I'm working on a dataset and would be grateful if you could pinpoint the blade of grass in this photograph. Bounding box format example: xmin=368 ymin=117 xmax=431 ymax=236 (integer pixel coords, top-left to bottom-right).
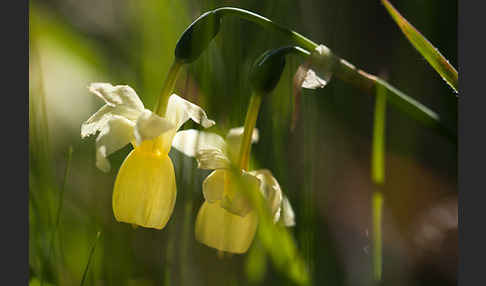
xmin=40 ymin=146 xmax=73 ymax=286
xmin=371 ymin=83 xmax=387 ymax=282
xmin=381 ymin=0 xmax=458 ymax=93
xmin=80 ymin=231 xmax=101 ymax=286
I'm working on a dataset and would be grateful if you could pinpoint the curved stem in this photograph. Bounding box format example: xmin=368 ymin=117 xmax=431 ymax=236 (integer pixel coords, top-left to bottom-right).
xmin=214 ymin=7 xmax=317 ymax=51
xmin=154 ymin=60 xmax=184 ymax=116
xmin=213 ymin=7 xmax=456 ymax=141
xmin=238 ymin=93 xmax=262 ymax=171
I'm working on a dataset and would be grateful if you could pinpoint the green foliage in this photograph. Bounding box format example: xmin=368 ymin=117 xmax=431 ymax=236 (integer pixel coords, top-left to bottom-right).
xmin=381 ymin=0 xmax=458 ymax=93
xmin=28 ymin=1 xmax=457 ymax=286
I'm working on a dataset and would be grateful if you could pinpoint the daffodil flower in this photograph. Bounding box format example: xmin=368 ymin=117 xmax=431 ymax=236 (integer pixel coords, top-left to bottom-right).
xmin=81 ymin=83 xmax=215 ymax=229
xmin=172 ymin=127 xmax=295 ymax=253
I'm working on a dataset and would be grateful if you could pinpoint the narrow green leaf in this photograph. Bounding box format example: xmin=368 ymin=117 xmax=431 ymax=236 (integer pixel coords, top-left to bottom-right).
xmin=235 ymin=170 xmax=310 ymax=285
xmin=381 ymin=0 xmax=458 ymax=93
xmin=80 ymin=231 xmax=101 ymax=286
xmin=41 ymin=146 xmax=73 ymax=286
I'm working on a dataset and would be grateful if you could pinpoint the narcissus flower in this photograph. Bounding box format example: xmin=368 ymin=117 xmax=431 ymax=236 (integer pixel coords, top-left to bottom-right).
xmin=172 ymin=127 xmax=295 ymax=253
xmin=81 ymin=83 xmax=214 ymax=229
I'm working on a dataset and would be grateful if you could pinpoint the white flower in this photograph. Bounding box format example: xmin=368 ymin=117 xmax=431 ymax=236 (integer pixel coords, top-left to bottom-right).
xmin=81 ymin=82 xmax=215 ymax=172
xmin=172 ymin=127 xmax=295 ymax=253
xmin=81 ymin=82 xmax=215 ymax=229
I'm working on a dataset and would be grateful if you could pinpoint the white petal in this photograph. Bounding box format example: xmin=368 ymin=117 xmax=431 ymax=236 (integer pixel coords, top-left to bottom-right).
xmin=95 ymin=115 xmax=136 ymax=172
xmin=134 ymin=109 xmax=175 ymax=145
xmin=249 ymin=169 xmax=283 ymax=223
xmin=171 ymin=129 xmax=226 ymax=158
xmin=225 ymin=127 xmax=259 ymax=164
xmin=165 ymin=94 xmax=215 ymax=130
xmin=96 ymin=146 xmax=110 ymax=173
xmin=81 ymin=104 xmax=141 ymax=138
xmin=226 ymin=127 xmax=259 ymax=143
xmin=195 ymin=148 xmax=231 ymax=170
xmin=81 ymin=104 xmax=114 ymax=138
xmin=88 ymin=83 xmax=145 ymax=111
xmin=280 ymin=196 xmax=295 ymax=227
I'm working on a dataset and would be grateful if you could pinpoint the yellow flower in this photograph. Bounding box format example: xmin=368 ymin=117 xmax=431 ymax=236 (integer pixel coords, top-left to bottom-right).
xmin=172 ymin=128 xmax=295 ymax=253
xmin=81 ymin=83 xmax=214 ymax=229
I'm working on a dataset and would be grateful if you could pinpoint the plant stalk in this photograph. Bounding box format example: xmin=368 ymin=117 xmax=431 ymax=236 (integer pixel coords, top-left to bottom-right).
xmin=371 ymin=83 xmax=387 ymax=282
xmin=154 ymin=60 xmax=184 ymax=116
xmin=238 ymin=93 xmax=262 ymax=171
xmin=214 ymin=6 xmax=455 ymax=141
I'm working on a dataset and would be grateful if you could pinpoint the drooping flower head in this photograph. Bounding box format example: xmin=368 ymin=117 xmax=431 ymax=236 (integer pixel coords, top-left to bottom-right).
xmin=81 ymin=83 xmax=214 ymax=229
xmin=172 ymin=127 xmax=295 ymax=253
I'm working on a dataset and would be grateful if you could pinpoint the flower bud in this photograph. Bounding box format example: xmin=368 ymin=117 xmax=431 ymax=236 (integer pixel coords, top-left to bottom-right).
xmin=250 ymin=47 xmax=299 ymax=94
xmin=175 ymin=11 xmax=221 ymax=63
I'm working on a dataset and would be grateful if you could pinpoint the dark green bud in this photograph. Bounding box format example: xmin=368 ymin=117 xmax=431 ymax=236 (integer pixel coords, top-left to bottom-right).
xmin=175 ymin=11 xmax=221 ymax=63
xmin=249 ymin=46 xmax=307 ymax=94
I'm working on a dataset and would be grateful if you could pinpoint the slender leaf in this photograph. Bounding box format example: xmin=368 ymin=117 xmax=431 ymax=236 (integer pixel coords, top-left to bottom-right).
xmin=381 ymin=0 xmax=458 ymax=93
xmin=80 ymin=231 xmax=101 ymax=286
xmin=41 ymin=146 xmax=73 ymax=286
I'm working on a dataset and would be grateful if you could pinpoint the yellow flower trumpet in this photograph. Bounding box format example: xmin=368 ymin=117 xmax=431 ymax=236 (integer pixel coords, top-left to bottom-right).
xmin=172 ymin=127 xmax=295 ymax=253
xmin=81 ymin=83 xmax=214 ymax=229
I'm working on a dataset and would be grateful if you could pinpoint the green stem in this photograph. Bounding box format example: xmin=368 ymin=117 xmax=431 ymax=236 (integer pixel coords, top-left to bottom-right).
xmin=372 ymin=86 xmax=386 ymax=185
xmin=213 ymin=7 xmax=455 ymax=141
xmin=214 ymin=7 xmax=317 ymax=51
xmin=371 ymin=83 xmax=386 ymax=282
xmin=154 ymin=60 xmax=184 ymax=116
xmin=372 ymin=191 xmax=384 ymax=282
xmin=238 ymin=93 xmax=262 ymax=171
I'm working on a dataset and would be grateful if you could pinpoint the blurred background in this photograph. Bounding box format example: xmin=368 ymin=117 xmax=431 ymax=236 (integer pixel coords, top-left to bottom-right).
xmin=29 ymin=0 xmax=457 ymax=285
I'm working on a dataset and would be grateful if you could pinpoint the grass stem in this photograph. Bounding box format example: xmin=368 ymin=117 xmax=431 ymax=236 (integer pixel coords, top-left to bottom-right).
xmin=371 ymin=83 xmax=386 ymax=282
xmin=41 ymin=146 xmax=73 ymax=286
xmin=80 ymin=231 xmax=101 ymax=286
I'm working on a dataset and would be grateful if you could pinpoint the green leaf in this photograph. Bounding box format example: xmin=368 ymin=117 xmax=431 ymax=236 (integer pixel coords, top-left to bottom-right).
xmin=80 ymin=231 xmax=101 ymax=286
xmin=381 ymin=0 xmax=458 ymax=93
